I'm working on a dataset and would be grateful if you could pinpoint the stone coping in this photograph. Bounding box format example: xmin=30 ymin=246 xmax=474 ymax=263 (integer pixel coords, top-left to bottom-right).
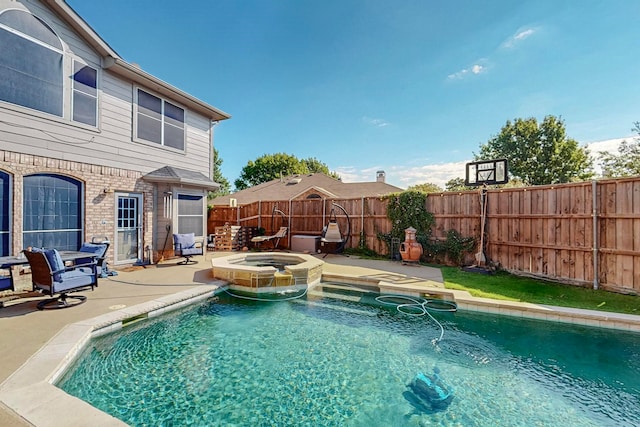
xmin=211 ymin=252 xmax=324 ymax=276
xmin=1 ymin=275 xmax=639 ymax=426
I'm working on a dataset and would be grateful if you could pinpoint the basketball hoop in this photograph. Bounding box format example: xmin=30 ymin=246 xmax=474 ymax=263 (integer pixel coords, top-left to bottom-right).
xmin=465 ymin=159 xmax=508 ymax=187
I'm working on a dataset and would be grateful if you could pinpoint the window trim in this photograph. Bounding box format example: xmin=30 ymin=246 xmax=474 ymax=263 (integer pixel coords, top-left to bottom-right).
xmin=0 ymin=170 xmax=11 ymax=257
xmin=173 ymin=189 xmax=206 ymax=238
xmin=0 ymin=9 xmax=65 ymax=118
xmin=22 ymin=173 xmax=85 ymax=251
xmin=71 ymin=59 xmax=99 ymax=127
xmin=133 ymin=87 xmax=186 ymax=152
xmin=0 ymin=9 xmax=102 ymax=131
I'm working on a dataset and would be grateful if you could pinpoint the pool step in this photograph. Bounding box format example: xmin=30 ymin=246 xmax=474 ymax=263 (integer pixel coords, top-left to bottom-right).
xmin=307 ymin=282 xmax=374 ymax=303
xmin=292 ymin=299 xmax=378 ymax=317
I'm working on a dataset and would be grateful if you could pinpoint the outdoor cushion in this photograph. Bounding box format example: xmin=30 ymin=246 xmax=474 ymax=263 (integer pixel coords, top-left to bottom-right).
xmin=180 ymin=246 xmax=203 ymax=256
xmin=174 ymin=233 xmax=196 ymax=250
xmin=32 ymin=248 xmax=65 ymax=282
xmin=56 ymin=269 xmax=96 ymax=292
xmin=78 ymin=242 xmax=107 ymax=260
xmin=0 ymin=276 xmax=11 ymax=291
xmin=77 ymin=242 xmax=107 ymax=272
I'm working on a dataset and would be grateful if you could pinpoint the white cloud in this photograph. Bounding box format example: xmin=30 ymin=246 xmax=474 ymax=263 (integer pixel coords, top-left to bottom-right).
xmin=447 ymin=63 xmax=486 ymax=80
xmin=362 ymin=116 xmax=390 ymax=127
xmin=586 ymin=137 xmax=628 ymax=175
xmin=501 ymin=27 xmax=537 ymax=48
xmin=337 ymin=161 xmax=469 ymax=189
xmin=585 ymin=137 xmax=626 ymax=154
xmin=336 ymin=137 xmax=634 ymax=191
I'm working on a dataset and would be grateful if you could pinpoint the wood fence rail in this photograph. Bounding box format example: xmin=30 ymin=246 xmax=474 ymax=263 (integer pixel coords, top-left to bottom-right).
xmin=208 ymin=177 xmax=640 ymax=295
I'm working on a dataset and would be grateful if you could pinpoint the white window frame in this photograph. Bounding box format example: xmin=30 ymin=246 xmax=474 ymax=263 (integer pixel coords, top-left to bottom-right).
xmin=71 ymin=59 xmax=99 ymax=127
xmin=0 ymin=9 xmax=64 ymax=118
xmin=0 ymin=170 xmax=12 ymax=257
xmin=133 ymin=87 xmax=186 ymax=152
xmin=173 ymin=189 xmax=206 ymax=238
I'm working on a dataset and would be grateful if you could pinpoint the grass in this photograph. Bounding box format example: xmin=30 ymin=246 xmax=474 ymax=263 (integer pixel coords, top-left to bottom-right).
xmin=440 ymin=266 xmax=639 ymax=315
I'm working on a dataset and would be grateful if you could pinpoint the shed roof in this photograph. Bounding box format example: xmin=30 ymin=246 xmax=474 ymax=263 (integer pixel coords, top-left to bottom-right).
xmin=143 ymin=166 xmax=220 ymax=190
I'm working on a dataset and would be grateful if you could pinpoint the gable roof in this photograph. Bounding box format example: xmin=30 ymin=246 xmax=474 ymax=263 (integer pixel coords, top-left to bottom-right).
xmin=44 ymin=0 xmax=230 ymax=122
xmin=211 ymin=173 xmax=403 ymax=206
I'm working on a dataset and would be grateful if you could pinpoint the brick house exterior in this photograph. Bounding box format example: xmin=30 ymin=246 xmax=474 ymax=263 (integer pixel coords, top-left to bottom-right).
xmin=0 ymin=0 xmax=230 ymax=267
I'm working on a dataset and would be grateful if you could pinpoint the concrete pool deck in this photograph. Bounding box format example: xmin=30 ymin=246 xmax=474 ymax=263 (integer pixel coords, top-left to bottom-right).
xmin=0 ymin=251 xmax=639 ymax=426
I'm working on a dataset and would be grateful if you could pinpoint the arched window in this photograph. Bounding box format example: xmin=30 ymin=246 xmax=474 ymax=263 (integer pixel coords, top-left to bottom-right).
xmin=0 ymin=170 xmax=10 ymax=256
xmin=306 ymin=194 xmax=322 ymax=199
xmin=0 ymin=9 xmax=64 ymax=116
xmin=23 ymin=174 xmax=83 ymax=250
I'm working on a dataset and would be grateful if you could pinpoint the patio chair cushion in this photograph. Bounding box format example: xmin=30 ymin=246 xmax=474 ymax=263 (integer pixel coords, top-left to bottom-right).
xmin=0 ymin=275 xmax=11 ymax=291
xmin=173 ymin=233 xmax=196 ymax=250
xmin=31 ymin=248 xmax=65 ymax=282
xmin=180 ymin=246 xmax=203 ymax=256
xmin=78 ymin=242 xmax=108 ymax=261
xmin=56 ymin=269 xmax=96 ymax=292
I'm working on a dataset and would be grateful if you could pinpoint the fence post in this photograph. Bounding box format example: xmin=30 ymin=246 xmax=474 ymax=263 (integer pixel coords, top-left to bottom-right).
xmin=592 ymin=180 xmax=599 ymax=290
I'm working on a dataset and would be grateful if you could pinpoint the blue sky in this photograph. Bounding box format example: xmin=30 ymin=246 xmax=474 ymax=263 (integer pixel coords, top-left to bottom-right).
xmin=68 ymin=0 xmax=639 ymax=189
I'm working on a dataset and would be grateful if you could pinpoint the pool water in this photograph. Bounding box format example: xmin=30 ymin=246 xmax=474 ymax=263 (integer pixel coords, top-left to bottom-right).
xmin=239 ymin=259 xmax=298 ymax=272
xmin=59 ymin=289 xmax=640 ymax=426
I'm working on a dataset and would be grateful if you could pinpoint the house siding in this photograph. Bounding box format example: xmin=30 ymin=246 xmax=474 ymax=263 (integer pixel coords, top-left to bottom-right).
xmin=0 ymin=0 xmax=214 ymax=178
xmin=0 ymin=0 xmax=226 ymax=265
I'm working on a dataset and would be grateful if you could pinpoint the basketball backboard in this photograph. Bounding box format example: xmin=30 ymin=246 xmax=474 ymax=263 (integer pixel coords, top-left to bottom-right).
xmin=465 ymin=159 xmax=508 ymax=186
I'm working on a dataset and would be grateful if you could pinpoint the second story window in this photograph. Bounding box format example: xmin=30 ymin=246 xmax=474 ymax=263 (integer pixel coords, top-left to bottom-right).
xmin=0 ymin=10 xmax=63 ymax=116
xmin=135 ymin=88 xmax=185 ymax=151
xmin=72 ymin=61 xmax=98 ymax=126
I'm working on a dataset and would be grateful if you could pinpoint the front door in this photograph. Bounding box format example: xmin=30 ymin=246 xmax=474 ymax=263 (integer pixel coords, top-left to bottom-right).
xmin=115 ymin=192 xmax=142 ymax=264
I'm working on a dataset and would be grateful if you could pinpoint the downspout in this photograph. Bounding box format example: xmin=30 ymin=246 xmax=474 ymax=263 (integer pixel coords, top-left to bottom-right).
xmin=592 ymin=180 xmax=599 ymax=290
xmin=209 ymin=120 xmax=219 ymax=181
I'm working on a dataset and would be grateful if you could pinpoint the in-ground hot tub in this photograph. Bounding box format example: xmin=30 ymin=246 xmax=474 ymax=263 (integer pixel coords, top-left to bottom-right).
xmin=211 ymin=252 xmax=324 ymax=293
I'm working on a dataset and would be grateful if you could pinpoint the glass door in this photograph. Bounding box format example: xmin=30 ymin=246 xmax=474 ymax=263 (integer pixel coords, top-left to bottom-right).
xmin=115 ymin=193 xmax=142 ymax=264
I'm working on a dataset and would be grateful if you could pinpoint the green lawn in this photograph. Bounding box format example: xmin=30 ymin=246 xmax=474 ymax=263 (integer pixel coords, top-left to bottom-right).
xmin=440 ymin=266 xmax=639 ymax=315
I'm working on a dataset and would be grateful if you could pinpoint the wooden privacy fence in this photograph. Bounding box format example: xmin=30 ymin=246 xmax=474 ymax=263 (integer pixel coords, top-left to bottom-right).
xmin=208 ymin=177 xmax=640 ymax=294
xmin=208 ymin=198 xmax=392 ymax=254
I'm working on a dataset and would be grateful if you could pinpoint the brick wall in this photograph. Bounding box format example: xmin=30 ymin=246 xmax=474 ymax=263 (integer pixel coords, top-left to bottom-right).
xmin=1 ymin=149 xmax=154 ymax=265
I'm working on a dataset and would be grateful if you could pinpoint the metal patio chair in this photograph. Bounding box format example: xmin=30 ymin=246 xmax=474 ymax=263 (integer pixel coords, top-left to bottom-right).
xmin=173 ymin=233 xmax=204 ymax=264
xmin=23 ymin=248 xmax=97 ymax=310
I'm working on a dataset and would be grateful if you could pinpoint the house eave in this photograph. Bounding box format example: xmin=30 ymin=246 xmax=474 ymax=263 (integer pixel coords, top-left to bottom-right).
xmin=46 ymin=1 xmax=231 ymax=122
xmin=104 ymin=58 xmax=231 ymax=122
xmin=143 ymin=175 xmax=220 ymax=191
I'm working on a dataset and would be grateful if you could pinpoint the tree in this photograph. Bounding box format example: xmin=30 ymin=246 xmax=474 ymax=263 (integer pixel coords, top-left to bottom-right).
xmin=302 ymin=157 xmax=340 ymax=179
xmin=477 ymin=115 xmax=594 ymax=185
xmin=234 ymin=153 xmax=338 ymax=190
xmin=407 ymin=182 xmax=443 ymax=193
xmin=209 ymin=148 xmax=231 ymax=199
xmin=444 ymin=177 xmax=473 ymax=192
xmin=599 ymin=122 xmax=640 ymax=178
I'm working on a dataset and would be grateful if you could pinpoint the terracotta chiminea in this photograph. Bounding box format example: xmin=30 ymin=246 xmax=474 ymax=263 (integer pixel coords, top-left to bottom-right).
xmin=399 ymin=227 xmax=423 ymax=263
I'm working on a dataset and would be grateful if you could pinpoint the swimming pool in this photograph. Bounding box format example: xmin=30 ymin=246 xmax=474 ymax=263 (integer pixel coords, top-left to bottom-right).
xmin=58 ymin=286 xmax=640 ymax=426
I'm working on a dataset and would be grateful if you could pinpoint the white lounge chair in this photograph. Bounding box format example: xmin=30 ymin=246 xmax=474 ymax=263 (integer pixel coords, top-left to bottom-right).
xmin=251 ymin=227 xmax=288 ymax=249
